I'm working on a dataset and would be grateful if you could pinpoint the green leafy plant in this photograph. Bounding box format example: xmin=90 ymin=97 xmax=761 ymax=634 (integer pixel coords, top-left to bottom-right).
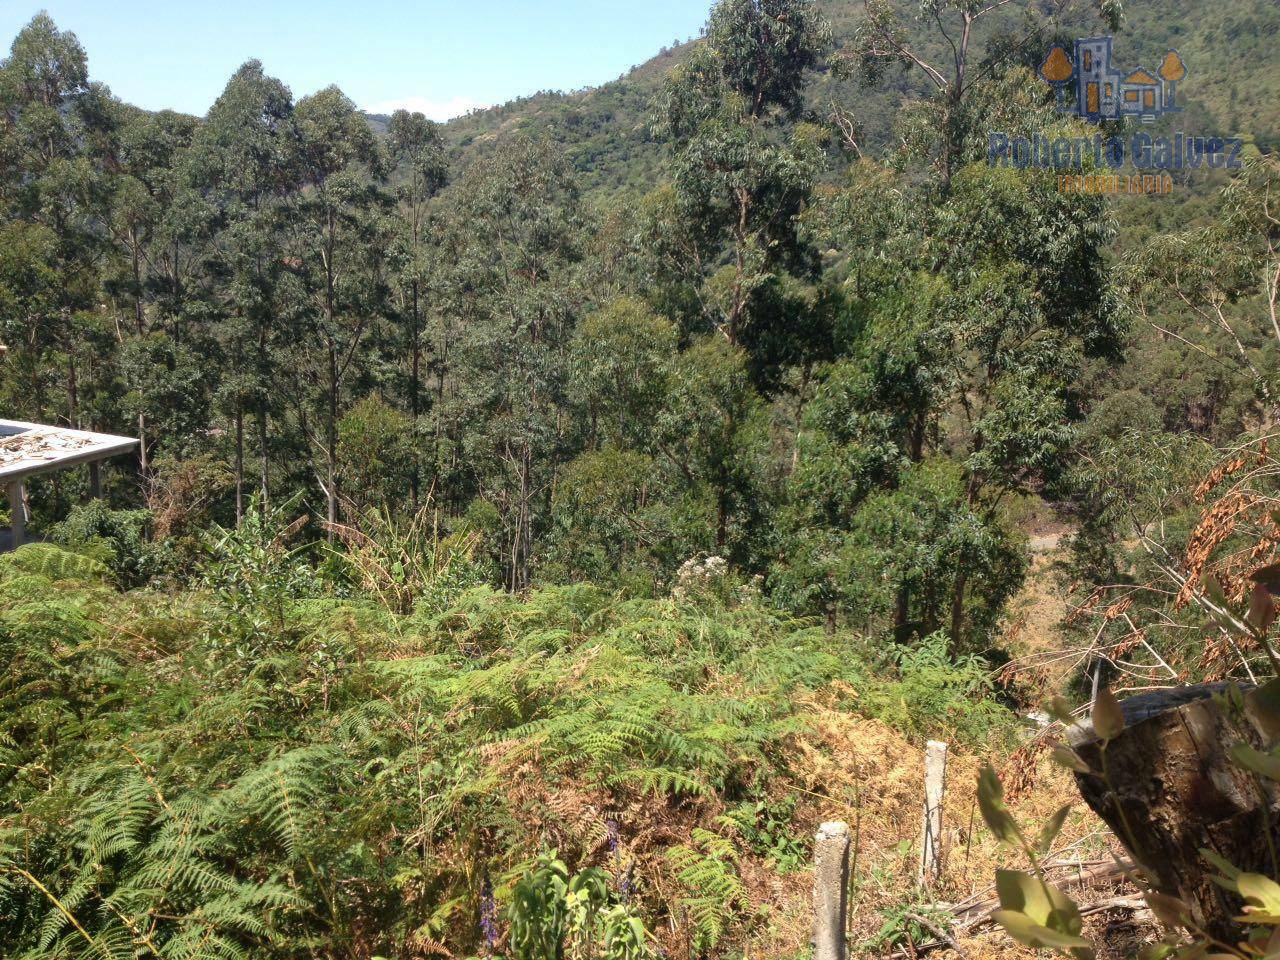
xmin=508 ymin=852 xmax=654 ymax=960
xmin=325 ymin=503 xmax=483 ymax=615
xmin=725 ymin=796 xmax=808 ymax=872
xmin=665 ymin=828 xmax=748 ymax=952
xmin=199 ymin=495 xmax=323 ymax=636
xmin=865 ymin=899 xmax=957 ymax=956
xmin=47 ymin=500 xmax=162 ymax=587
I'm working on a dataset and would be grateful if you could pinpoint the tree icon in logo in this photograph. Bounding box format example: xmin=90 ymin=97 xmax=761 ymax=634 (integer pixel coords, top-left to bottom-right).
xmin=1159 ymin=50 xmax=1186 ymax=108
xmin=1040 ymin=46 xmax=1074 ymax=108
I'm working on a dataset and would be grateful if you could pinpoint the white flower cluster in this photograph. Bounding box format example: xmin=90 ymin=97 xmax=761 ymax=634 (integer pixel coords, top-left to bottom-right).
xmin=671 ymin=555 xmax=729 ymax=601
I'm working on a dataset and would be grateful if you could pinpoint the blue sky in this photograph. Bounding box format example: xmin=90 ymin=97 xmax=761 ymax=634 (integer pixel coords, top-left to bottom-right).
xmin=0 ymin=1 xmax=711 ymax=120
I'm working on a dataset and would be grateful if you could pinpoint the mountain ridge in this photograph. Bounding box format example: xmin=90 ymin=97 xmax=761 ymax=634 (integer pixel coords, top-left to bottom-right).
xmin=376 ymin=0 xmax=1278 ymax=199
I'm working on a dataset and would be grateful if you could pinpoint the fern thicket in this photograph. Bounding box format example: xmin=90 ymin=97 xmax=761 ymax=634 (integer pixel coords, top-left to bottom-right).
xmin=0 ymin=546 xmax=1013 ymax=958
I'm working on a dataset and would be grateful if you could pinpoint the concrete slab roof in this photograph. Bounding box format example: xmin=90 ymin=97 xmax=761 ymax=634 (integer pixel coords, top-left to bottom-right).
xmin=0 ymin=420 xmax=139 ymax=484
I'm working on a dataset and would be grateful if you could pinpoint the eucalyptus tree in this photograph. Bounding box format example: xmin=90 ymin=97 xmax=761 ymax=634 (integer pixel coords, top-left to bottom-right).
xmin=107 ymin=107 xmax=211 ymax=473
xmin=651 ymin=0 xmax=830 ymax=354
xmin=0 ymin=13 xmax=115 ymax=426
xmin=288 ymin=85 xmax=392 ymax=528
xmin=190 ymin=60 xmax=299 ymax=518
xmin=781 ymin=59 xmax=1128 ymax=645
xmin=1124 ymin=154 xmax=1280 ymax=430
xmin=434 ymin=137 xmax=585 ymax=590
xmin=387 ymin=110 xmax=447 ymax=505
xmin=656 ymin=335 xmax=772 ymax=559
xmin=546 ymin=297 xmax=680 ymax=584
xmin=850 ymin=0 xmax=1123 ymax=189
xmin=0 ymin=220 xmax=59 ymax=420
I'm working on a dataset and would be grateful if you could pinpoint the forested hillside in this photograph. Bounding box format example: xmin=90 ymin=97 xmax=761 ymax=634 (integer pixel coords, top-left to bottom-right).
xmin=2 ymin=0 xmax=1280 ymax=958
xmin=425 ymin=0 xmax=1280 ymax=198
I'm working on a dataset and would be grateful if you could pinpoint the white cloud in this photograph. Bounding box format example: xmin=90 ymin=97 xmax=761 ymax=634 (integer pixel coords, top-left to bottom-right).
xmin=363 ymin=95 xmax=489 ymax=122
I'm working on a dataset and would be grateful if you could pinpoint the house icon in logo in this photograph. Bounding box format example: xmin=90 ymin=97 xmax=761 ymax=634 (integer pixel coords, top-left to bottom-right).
xmin=1040 ymin=37 xmax=1186 ymax=122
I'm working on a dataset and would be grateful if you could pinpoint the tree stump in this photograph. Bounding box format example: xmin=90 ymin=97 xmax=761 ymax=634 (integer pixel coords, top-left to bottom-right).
xmin=1069 ymin=683 xmax=1280 ymax=941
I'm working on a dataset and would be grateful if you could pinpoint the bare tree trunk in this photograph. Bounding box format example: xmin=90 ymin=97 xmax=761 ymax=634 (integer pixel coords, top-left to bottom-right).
xmin=513 ymin=444 xmax=532 ymax=592
xmin=909 ymin=410 xmax=926 ymax=462
xmin=257 ymin=407 xmax=269 ymax=507
xmin=234 ymin=405 xmax=244 ymax=523
xmin=894 ymin=584 xmax=912 ymax=642
xmin=66 ymin=349 xmax=79 ymax=429
xmin=791 ymin=363 xmax=810 ymax=473
xmin=326 ymin=342 xmax=339 ymax=534
xmin=137 ymin=413 xmax=149 ymax=477
xmin=1071 ymin=684 xmax=1280 ymax=943
xmin=410 ymin=277 xmax=421 ymax=508
xmin=950 ymin=569 xmax=968 ymax=648
xmin=716 ymin=492 xmax=728 ymax=552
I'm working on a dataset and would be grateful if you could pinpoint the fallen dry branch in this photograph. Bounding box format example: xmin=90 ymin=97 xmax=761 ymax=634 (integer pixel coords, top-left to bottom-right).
xmin=949 ymin=858 xmax=1131 ymax=925
xmin=887 ymin=859 xmax=1138 ymax=958
xmin=904 ymin=912 xmax=969 ymax=959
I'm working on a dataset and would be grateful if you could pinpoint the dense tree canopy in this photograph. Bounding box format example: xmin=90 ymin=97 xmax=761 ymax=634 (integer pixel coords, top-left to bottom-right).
xmin=3 ymin=0 xmax=1265 ymax=647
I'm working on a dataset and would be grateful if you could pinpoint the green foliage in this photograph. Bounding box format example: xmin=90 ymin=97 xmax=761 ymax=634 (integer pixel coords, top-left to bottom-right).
xmin=47 ymin=500 xmax=160 ymax=587
xmin=336 ymin=396 xmax=416 ymax=515
xmin=431 ymin=134 xmax=586 ymax=591
xmin=0 ymin=542 xmax=111 ymax=583
xmin=865 ymin=899 xmax=957 ymax=956
xmin=665 ymin=829 xmax=748 ymax=951
xmin=0 ymin=541 xmax=1017 ymax=958
xmin=328 ymin=503 xmax=484 ymax=616
xmin=199 ymin=497 xmax=324 ymax=637
xmin=725 ymin=795 xmax=809 ymax=872
xmin=508 ymin=852 xmax=654 ymax=960
xmin=862 ymin=633 xmax=1016 ymax=747
xmin=4 ymin=0 xmax=1280 ymax=956
xmin=650 ymin=0 xmax=829 ymax=357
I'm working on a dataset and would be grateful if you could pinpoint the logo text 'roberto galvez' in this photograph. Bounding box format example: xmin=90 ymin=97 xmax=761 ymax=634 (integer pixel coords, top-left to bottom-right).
xmin=988 ymin=132 xmax=1243 ymax=171
xmin=987 ymin=36 xmax=1242 ymax=179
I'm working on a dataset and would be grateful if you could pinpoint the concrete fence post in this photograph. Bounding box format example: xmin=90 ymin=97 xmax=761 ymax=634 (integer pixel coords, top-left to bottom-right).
xmin=813 ymin=820 xmax=851 ymax=960
xmin=919 ymin=740 xmax=948 ymax=887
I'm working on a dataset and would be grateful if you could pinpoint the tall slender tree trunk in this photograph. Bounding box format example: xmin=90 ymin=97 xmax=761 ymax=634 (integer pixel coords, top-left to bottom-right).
xmin=234 ymin=404 xmax=244 ymax=523
xmin=513 ymin=443 xmax=533 ymax=592
xmin=137 ymin=414 xmax=149 ymax=477
xmin=322 ymin=207 xmax=342 ymax=536
xmin=716 ymin=491 xmax=728 ymax=551
xmin=791 ymin=364 xmax=811 ymax=472
xmin=409 ymin=277 xmax=421 ymax=507
xmin=894 ymin=584 xmax=912 ymax=641
xmin=257 ymin=407 xmax=269 ymax=507
xmin=909 ymin=411 xmax=926 ymax=462
xmin=132 ymin=230 xmax=145 ymax=334
xmin=327 ymin=344 xmax=338 ymax=532
xmin=950 ymin=569 xmax=968 ymax=648
xmin=66 ymin=347 xmax=79 ymax=429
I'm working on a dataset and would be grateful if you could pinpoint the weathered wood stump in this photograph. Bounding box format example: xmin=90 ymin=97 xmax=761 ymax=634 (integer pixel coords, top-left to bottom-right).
xmin=1069 ymin=683 xmax=1280 ymax=941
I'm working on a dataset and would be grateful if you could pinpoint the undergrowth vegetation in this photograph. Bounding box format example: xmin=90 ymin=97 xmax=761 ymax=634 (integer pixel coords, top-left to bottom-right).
xmin=0 ymin=527 xmax=1016 ymax=959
